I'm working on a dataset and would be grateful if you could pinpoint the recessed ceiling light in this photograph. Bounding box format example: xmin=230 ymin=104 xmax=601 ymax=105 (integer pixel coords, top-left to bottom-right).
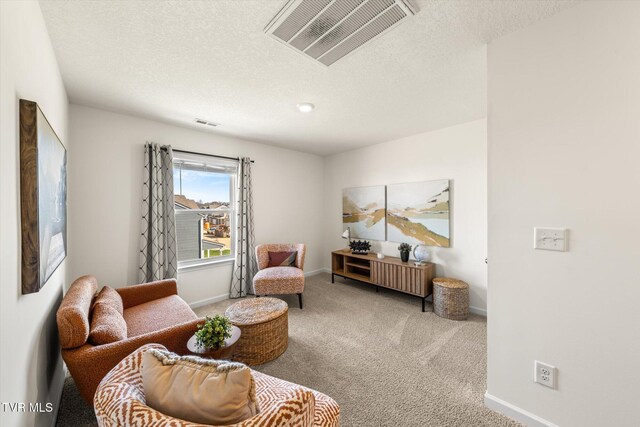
xmin=296 ymin=103 xmax=315 ymax=113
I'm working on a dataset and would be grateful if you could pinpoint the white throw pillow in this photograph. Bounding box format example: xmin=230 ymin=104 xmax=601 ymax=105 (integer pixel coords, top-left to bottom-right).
xmin=142 ymin=349 xmax=260 ymax=425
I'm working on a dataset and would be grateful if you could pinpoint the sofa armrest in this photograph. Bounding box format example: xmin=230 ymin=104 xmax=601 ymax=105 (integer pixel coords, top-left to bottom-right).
xmin=63 ymin=317 xmax=203 ymax=404
xmin=295 ymin=244 xmax=306 ymax=271
xmin=116 ymin=278 xmax=178 ymax=308
xmin=234 ymin=388 xmax=315 ymax=427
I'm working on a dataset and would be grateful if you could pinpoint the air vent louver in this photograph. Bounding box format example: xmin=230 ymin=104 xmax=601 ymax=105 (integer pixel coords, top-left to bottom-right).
xmin=194 ymin=119 xmax=218 ymax=127
xmin=265 ymin=0 xmax=418 ymax=66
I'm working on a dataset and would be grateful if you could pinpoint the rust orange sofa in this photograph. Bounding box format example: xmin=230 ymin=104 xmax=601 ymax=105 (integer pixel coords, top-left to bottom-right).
xmin=57 ymin=275 xmax=202 ymax=405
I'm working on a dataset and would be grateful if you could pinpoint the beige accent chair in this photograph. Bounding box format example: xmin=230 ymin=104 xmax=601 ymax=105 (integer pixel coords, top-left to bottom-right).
xmin=253 ymin=244 xmax=306 ymax=309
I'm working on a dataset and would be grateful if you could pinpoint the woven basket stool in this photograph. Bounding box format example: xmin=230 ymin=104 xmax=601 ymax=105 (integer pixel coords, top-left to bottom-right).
xmin=224 ymin=297 xmax=288 ymax=365
xmin=433 ymin=278 xmax=469 ymax=321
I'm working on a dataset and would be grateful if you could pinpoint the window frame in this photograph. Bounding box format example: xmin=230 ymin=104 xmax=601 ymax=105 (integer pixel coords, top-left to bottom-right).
xmin=172 ymin=152 xmax=237 ymax=270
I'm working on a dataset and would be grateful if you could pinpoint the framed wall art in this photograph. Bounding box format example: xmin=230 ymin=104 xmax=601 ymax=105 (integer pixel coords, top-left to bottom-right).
xmin=20 ymin=99 xmax=67 ymax=294
xmin=342 ymin=185 xmax=386 ymax=241
xmin=386 ymin=179 xmax=450 ymax=247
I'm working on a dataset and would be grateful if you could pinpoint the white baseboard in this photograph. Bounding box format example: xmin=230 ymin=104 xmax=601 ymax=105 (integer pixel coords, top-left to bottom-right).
xmin=189 ymin=270 xmax=327 ymax=309
xmin=484 ymin=392 xmax=558 ymax=427
xmin=50 ymin=360 xmax=67 ymax=427
xmin=51 ymin=391 xmax=63 ymax=427
xmin=189 ymin=293 xmax=229 ymax=309
xmin=306 ymin=268 xmax=330 ymax=277
xmin=326 ymin=266 xmax=488 ymax=316
xmin=211 ymin=269 xmax=486 ymax=316
xmin=470 ymin=305 xmax=487 ymax=316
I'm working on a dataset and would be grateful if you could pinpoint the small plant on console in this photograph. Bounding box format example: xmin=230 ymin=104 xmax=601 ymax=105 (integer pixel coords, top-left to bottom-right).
xmin=398 ymin=243 xmax=412 ymax=262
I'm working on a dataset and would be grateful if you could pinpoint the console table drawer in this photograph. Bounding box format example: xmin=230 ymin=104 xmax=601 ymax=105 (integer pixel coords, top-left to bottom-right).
xmin=371 ymin=261 xmax=429 ymax=296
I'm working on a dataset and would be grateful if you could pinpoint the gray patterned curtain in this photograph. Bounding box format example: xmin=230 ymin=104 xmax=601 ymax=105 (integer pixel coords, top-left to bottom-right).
xmin=138 ymin=143 xmax=177 ymax=282
xmin=230 ymin=158 xmax=258 ymax=298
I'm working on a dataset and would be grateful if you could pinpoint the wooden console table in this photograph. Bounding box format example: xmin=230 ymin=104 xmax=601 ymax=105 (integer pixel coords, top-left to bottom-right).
xmin=331 ymin=249 xmax=435 ymax=312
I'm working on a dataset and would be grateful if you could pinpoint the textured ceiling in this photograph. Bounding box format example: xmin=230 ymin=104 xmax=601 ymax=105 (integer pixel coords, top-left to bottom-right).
xmin=39 ymin=0 xmax=579 ymax=155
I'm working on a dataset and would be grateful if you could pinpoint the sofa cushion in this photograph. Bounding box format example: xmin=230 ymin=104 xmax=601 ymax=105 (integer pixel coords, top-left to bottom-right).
xmin=142 ymin=348 xmax=260 ymax=425
xmin=253 ymin=267 xmax=304 ymax=295
xmin=89 ymin=303 xmax=127 ymax=345
xmin=267 ymin=251 xmax=297 ymax=267
xmin=92 ymin=286 xmax=123 ymax=315
xmin=123 ymin=295 xmax=197 ymax=337
xmin=57 ymin=275 xmax=98 ymax=349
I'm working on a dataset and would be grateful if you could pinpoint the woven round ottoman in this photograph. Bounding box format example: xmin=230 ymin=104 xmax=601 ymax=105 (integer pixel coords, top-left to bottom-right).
xmin=433 ymin=278 xmax=469 ymax=321
xmin=224 ymin=297 xmax=288 ymax=365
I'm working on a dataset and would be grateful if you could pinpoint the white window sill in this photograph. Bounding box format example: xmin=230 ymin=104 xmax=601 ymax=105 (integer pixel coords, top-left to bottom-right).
xmin=178 ymin=257 xmax=235 ymax=272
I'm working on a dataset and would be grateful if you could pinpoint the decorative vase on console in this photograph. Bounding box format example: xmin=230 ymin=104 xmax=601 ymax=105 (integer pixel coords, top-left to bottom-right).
xmin=398 ymin=243 xmax=412 ymax=262
xmin=413 ymin=245 xmax=430 ymax=266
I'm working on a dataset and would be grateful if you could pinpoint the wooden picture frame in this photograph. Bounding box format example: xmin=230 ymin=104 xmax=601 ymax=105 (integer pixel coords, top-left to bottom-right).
xmin=342 ymin=185 xmax=386 ymax=241
xmin=20 ymin=99 xmax=67 ymax=294
xmin=386 ymin=179 xmax=451 ymax=247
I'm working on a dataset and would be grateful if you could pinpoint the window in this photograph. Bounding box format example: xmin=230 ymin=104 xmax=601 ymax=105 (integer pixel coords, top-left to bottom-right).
xmin=173 ymin=152 xmax=237 ymax=268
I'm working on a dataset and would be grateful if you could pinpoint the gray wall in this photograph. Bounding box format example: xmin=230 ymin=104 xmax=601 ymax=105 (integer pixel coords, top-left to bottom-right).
xmin=0 ymin=2 xmax=69 ymax=426
xmin=68 ymin=104 xmax=325 ymax=304
xmin=486 ymin=2 xmax=640 ymax=426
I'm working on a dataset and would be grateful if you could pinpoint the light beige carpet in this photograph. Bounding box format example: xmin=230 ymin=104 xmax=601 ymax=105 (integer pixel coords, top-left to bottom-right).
xmin=56 ymin=273 xmax=520 ymax=427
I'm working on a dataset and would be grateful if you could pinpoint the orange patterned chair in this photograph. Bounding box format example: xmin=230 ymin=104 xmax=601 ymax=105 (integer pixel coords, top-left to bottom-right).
xmin=254 ymin=244 xmax=306 ymax=309
xmin=94 ymin=344 xmax=340 ymax=427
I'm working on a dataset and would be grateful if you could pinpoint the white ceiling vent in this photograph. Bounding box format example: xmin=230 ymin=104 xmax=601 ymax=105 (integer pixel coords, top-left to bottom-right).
xmin=194 ymin=118 xmax=219 ymax=127
xmin=265 ymin=0 xmax=419 ymax=66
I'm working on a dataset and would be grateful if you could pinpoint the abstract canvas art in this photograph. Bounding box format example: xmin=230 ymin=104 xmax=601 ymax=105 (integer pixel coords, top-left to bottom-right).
xmin=386 ymin=180 xmax=450 ymax=247
xmin=20 ymin=100 xmax=67 ymax=294
xmin=342 ymin=185 xmax=386 ymax=241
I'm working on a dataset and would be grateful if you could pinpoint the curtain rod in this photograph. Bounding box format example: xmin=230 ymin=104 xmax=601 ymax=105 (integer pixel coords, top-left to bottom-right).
xmin=170 ymin=148 xmax=255 ymax=163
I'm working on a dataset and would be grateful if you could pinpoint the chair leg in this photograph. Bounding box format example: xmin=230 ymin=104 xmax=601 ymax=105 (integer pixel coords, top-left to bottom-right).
xmin=298 ymin=293 xmax=303 ymax=309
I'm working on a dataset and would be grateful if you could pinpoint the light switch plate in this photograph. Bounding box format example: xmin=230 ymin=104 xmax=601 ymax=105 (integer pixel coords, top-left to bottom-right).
xmin=534 ymin=227 xmax=567 ymax=251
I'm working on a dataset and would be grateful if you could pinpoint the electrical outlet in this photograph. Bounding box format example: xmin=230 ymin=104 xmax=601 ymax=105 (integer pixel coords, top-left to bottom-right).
xmin=534 ymin=227 xmax=568 ymax=251
xmin=534 ymin=361 xmax=557 ymax=389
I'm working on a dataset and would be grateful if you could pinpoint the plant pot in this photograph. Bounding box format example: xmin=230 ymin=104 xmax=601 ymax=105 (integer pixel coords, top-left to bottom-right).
xmin=187 ymin=326 xmax=241 ymax=360
xmin=400 ymin=251 xmax=410 ymax=262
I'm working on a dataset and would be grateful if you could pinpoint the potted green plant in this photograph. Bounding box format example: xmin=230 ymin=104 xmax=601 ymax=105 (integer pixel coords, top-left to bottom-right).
xmin=398 ymin=243 xmax=412 ymax=262
xmin=195 ymin=315 xmax=233 ymax=350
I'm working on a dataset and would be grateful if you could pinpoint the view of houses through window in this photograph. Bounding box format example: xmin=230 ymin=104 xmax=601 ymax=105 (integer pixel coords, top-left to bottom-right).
xmin=173 ymin=156 xmax=235 ymax=265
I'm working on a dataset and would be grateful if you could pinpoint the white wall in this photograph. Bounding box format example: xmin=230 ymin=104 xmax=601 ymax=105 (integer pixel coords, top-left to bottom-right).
xmin=323 ymin=119 xmax=488 ymax=313
xmin=68 ymin=104 xmax=325 ymax=305
xmin=0 ymin=2 xmax=69 ymax=427
xmin=486 ymin=2 xmax=640 ymax=426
